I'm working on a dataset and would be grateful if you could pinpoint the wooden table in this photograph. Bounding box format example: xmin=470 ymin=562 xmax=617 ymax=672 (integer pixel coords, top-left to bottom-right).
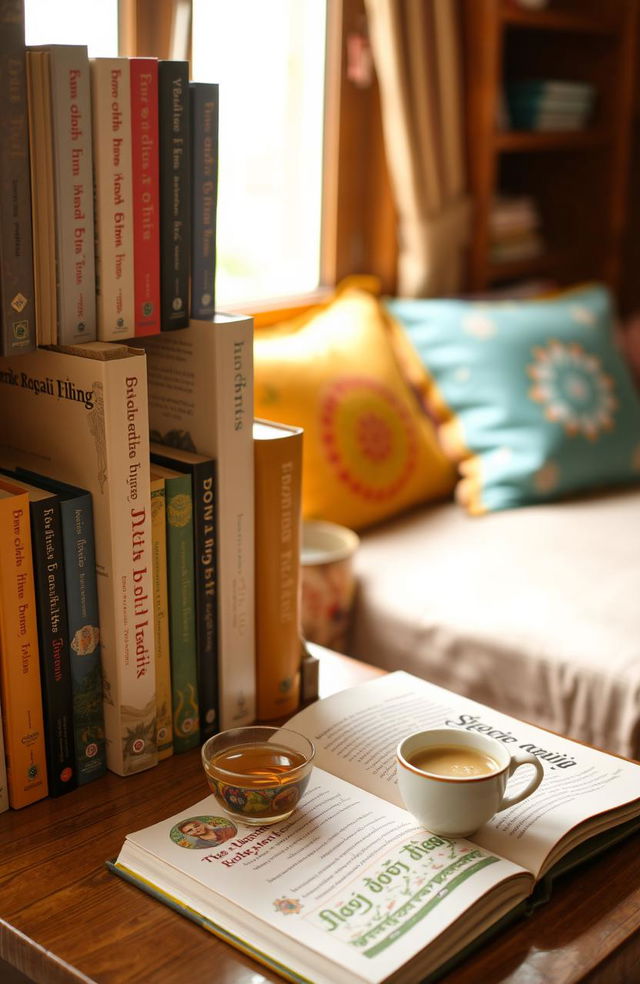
xmin=1 ymin=649 xmax=639 ymax=984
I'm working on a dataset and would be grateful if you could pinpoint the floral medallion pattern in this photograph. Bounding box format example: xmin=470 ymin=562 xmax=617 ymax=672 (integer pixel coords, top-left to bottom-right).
xmin=319 ymin=377 xmax=419 ymax=502
xmin=527 ymin=341 xmax=618 ymax=440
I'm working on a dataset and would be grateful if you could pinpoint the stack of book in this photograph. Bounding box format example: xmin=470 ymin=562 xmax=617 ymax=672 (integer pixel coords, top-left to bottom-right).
xmin=0 ymin=308 xmax=259 ymax=807
xmin=0 ymin=2 xmax=304 ymax=815
xmin=505 ymin=79 xmax=595 ymax=132
xmin=488 ymin=195 xmax=544 ymax=265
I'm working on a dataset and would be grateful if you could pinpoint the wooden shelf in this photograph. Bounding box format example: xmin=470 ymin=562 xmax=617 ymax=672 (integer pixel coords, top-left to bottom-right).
xmin=486 ymin=251 xmax=558 ymax=283
xmin=501 ymin=6 xmax=617 ymax=36
xmin=463 ymin=0 xmax=637 ymax=294
xmin=494 ymin=128 xmax=610 ymax=152
xmin=485 ymin=246 xmax=591 ymax=284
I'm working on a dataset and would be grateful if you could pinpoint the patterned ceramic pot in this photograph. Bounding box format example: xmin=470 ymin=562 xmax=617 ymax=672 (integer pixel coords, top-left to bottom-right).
xmin=300 ymin=520 xmax=360 ymax=653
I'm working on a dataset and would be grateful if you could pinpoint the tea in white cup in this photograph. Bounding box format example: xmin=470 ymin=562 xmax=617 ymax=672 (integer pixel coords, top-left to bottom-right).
xmin=396 ymin=728 xmax=544 ymax=837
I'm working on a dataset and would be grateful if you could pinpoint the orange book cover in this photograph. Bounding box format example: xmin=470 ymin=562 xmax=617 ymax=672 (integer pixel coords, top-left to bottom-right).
xmin=0 ymin=488 xmax=48 ymax=807
xmin=254 ymin=419 xmax=303 ymax=720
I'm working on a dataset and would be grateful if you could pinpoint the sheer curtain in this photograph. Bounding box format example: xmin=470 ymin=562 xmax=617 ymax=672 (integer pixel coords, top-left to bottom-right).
xmin=364 ymin=0 xmax=470 ymax=296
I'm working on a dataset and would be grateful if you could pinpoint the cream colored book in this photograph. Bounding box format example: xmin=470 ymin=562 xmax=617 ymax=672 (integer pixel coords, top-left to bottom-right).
xmin=140 ymin=314 xmax=255 ymax=731
xmin=90 ymin=57 xmax=135 ymax=340
xmin=0 ymin=342 xmax=156 ymax=776
xmin=111 ymin=671 xmax=640 ymax=984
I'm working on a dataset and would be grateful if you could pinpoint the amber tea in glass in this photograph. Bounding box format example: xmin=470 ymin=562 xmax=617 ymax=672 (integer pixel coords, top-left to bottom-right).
xmin=201 ymin=726 xmax=315 ymax=825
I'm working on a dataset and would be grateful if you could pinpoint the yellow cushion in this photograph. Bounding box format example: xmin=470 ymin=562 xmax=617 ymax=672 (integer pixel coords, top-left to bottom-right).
xmin=254 ymin=288 xmax=456 ymax=530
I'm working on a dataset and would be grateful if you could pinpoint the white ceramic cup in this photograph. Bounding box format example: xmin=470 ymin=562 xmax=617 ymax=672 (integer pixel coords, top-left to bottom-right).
xmin=396 ymin=728 xmax=544 ymax=838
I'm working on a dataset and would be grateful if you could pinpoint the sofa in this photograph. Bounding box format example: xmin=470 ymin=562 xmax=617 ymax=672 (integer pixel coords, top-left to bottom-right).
xmin=350 ymin=486 xmax=640 ymax=760
xmin=253 ymin=280 xmax=640 ymax=761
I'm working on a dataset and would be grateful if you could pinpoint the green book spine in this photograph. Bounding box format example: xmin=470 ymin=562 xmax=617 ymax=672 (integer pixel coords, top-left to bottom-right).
xmin=163 ymin=471 xmax=200 ymax=752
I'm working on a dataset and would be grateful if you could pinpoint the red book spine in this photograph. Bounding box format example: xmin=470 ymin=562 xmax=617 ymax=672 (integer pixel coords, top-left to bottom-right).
xmin=130 ymin=57 xmax=161 ymax=336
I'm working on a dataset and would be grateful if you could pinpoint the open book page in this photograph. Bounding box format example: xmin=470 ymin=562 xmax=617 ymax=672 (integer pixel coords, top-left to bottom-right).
xmin=287 ymin=672 xmax=640 ymax=879
xmin=117 ymin=770 xmax=529 ymax=984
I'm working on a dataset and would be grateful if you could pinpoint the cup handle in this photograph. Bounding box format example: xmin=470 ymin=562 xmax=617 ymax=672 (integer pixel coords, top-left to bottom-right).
xmin=497 ymin=751 xmax=544 ymax=811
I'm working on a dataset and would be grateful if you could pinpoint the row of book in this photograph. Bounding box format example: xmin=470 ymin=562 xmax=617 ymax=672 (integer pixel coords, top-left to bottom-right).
xmin=0 ymin=315 xmax=306 ymax=810
xmin=489 ymin=194 xmax=544 ymax=265
xmin=0 ymin=1 xmax=218 ymax=356
xmin=504 ymin=79 xmax=595 ymax=132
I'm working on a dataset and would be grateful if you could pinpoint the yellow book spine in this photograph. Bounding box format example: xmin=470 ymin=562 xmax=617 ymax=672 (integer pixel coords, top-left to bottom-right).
xmin=151 ymin=476 xmax=173 ymax=759
xmin=0 ymin=492 xmax=48 ymax=807
xmin=254 ymin=423 xmax=303 ymax=721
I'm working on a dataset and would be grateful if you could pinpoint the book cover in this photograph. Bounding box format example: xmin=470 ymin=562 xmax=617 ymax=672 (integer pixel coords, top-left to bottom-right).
xmin=150 ymin=443 xmax=217 ymax=741
xmin=140 ymin=314 xmax=255 ymax=731
xmin=0 ymin=487 xmax=48 ymax=807
xmin=253 ymin=419 xmax=303 ymax=721
xmin=149 ymin=460 xmax=200 ymax=753
xmin=25 ymin=49 xmax=56 ymax=345
xmin=0 ymin=474 xmax=77 ymax=796
xmin=130 ymin=57 xmax=161 ymax=336
xmin=0 ymin=342 xmax=157 ymax=776
xmin=90 ymin=57 xmax=135 ymax=340
xmin=43 ymin=44 xmax=97 ymax=344
xmin=0 ymin=0 xmax=35 ymax=355
xmin=14 ymin=469 xmax=107 ymax=785
xmin=189 ymin=81 xmax=218 ymax=320
xmin=150 ymin=472 xmax=173 ymax=759
xmin=158 ymin=60 xmax=191 ymax=330
xmin=110 ymin=670 xmax=640 ymax=984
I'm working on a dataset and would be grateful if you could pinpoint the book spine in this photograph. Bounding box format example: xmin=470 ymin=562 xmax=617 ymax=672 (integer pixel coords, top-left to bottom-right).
xmin=29 ymin=497 xmax=77 ymax=795
xmin=130 ymin=57 xmax=161 ymax=336
xmin=142 ymin=315 xmax=256 ymax=731
xmin=101 ymin=360 xmax=157 ymax=774
xmin=192 ymin=459 xmax=218 ymax=740
xmin=150 ymin=476 xmax=173 ymax=759
xmin=254 ymin=429 xmax=303 ymax=720
xmin=189 ymin=82 xmax=218 ymax=320
xmin=0 ymin=702 xmax=8 ymax=812
xmin=48 ymin=45 xmax=97 ymax=344
xmin=0 ymin=493 xmax=48 ymax=807
xmin=158 ymin=61 xmax=190 ymax=330
xmin=90 ymin=57 xmax=135 ymax=340
xmin=152 ymin=452 xmax=218 ymax=740
xmin=25 ymin=50 xmax=56 ymax=345
xmin=213 ymin=319 xmax=255 ymax=729
xmin=0 ymin=0 xmax=35 ymax=355
xmin=58 ymin=494 xmax=107 ymax=785
xmin=161 ymin=470 xmax=200 ymax=752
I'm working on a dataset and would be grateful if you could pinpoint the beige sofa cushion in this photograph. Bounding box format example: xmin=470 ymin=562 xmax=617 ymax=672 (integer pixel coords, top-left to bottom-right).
xmin=350 ymin=487 xmax=640 ymax=759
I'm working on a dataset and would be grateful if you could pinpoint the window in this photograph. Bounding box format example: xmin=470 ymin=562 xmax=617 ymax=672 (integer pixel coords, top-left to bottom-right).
xmin=23 ymin=1 xmax=386 ymax=311
xmin=191 ymin=1 xmax=328 ymax=309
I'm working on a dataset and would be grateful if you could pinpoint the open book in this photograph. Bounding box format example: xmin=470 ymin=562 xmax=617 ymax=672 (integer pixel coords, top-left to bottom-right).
xmin=110 ymin=671 xmax=640 ymax=984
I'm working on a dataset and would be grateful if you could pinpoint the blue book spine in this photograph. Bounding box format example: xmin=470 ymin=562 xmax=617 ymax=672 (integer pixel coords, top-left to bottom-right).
xmin=59 ymin=493 xmax=107 ymax=785
xmin=189 ymin=81 xmax=219 ymax=320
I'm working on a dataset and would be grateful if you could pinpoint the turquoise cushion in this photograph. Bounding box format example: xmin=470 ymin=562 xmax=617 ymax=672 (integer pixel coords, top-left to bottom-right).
xmin=386 ymin=285 xmax=640 ymax=514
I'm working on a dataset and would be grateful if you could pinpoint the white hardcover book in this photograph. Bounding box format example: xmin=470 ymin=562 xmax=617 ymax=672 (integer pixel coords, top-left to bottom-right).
xmin=45 ymin=45 xmax=97 ymax=344
xmin=140 ymin=315 xmax=256 ymax=729
xmin=0 ymin=700 xmax=8 ymax=813
xmin=0 ymin=343 xmax=157 ymax=776
xmin=90 ymin=58 xmax=135 ymax=340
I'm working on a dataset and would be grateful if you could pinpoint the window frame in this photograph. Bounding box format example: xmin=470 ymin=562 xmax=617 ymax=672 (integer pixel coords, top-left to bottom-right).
xmin=118 ymin=0 xmax=397 ymax=317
